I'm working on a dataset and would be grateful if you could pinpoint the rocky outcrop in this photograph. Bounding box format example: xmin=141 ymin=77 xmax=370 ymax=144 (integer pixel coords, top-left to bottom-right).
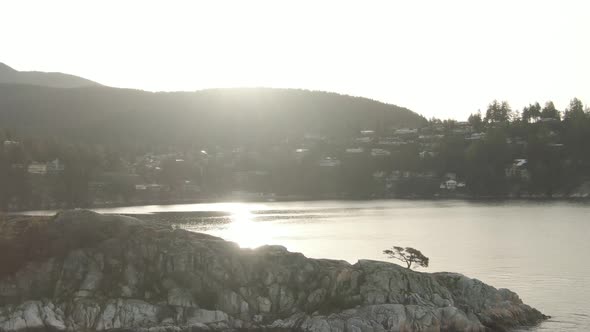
xmin=0 ymin=210 xmax=546 ymax=331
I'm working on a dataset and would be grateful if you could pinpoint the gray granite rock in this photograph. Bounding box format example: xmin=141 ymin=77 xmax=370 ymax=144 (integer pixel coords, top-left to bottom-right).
xmin=0 ymin=210 xmax=546 ymax=331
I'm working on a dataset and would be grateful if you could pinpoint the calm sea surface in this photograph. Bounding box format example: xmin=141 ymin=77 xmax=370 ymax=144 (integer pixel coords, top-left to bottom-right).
xmin=21 ymin=200 xmax=590 ymax=331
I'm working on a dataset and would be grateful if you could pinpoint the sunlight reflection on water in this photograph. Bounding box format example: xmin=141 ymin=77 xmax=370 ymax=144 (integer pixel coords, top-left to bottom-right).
xmin=198 ymin=203 xmax=283 ymax=248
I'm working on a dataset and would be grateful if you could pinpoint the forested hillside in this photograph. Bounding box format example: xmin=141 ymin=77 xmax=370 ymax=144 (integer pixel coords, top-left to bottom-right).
xmin=2 ymin=63 xmax=588 ymax=211
xmin=0 ymin=84 xmax=425 ymax=148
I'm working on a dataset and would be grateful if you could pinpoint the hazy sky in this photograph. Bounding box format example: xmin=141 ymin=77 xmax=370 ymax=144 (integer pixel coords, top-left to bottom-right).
xmin=2 ymin=0 xmax=588 ymax=120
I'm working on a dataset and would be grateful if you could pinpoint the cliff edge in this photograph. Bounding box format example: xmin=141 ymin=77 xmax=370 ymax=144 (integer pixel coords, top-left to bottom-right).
xmin=0 ymin=210 xmax=546 ymax=331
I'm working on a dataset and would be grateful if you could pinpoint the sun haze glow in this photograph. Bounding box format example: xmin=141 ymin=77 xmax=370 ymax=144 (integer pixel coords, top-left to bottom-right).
xmin=204 ymin=204 xmax=283 ymax=249
xmin=1 ymin=0 xmax=588 ymax=119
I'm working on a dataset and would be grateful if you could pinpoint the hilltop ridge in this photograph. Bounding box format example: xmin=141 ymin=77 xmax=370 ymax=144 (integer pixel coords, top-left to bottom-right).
xmin=0 ymin=83 xmax=426 ymax=146
xmin=0 ymin=62 xmax=99 ymax=88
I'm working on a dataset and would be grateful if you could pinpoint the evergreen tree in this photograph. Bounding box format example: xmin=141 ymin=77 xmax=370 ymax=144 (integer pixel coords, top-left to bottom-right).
xmin=541 ymin=101 xmax=560 ymax=119
xmin=563 ymin=98 xmax=585 ymax=121
xmin=484 ymin=100 xmax=512 ymax=124
xmin=522 ymin=102 xmax=541 ymax=123
xmin=468 ymin=111 xmax=483 ymax=131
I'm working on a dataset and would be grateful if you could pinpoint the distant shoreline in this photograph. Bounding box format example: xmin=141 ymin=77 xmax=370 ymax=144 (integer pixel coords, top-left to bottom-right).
xmin=6 ymin=194 xmax=590 ymax=215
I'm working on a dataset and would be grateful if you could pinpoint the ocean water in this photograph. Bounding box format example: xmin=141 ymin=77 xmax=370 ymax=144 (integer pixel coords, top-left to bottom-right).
xmin=21 ymin=200 xmax=590 ymax=331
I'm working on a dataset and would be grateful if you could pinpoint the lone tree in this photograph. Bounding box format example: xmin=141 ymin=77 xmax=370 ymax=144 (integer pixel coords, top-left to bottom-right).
xmin=383 ymin=246 xmax=429 ymax=269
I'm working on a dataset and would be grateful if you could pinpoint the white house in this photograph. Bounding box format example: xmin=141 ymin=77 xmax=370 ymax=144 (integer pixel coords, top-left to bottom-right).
xmin=360 ymin=130 xmax=375 ymax=136
xmin=318 ymin=157 xmax=341 ymax=167
xmin=505 ymin=159 xmax=530 ymax=181
xmin=345 ymin=147 xmax=364 ymax=153
xmin=394 ymin=128 xmax=418 ymax=135
xmin=27 ymin=159 xmax=64 ymax=175
xmin=371 ymin=148 xmax=391 ymax=157
xmin=28 ymin=162 xmax=48 ymax=174
xmin=466 ymin=132 xmax=486 ymax=140
xmin=445 ymin=179 xmax=458 ymax=190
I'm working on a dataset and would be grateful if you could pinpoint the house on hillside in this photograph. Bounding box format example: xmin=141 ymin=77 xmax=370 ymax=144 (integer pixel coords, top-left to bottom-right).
xmin=318 ymin=157 xmax=341 ymax=167
xmin=452 ymin=122 xmax=474 ymax=135
xmin=439 ymin=171 xmax=466 ymax=191
xmin=27 ymin=159 xmax=65 ymax=175
xmin=304 ymin=133 xmax=326 ymax=141
xmin=371 ymin=148 xmax=391 ymax=157
xmin=360 ymin=130 xmax=375 ymax=136
xmin=439 ymin=179 xmax=466 ymax=190
xmin=466 ymin=132 xmax=485 ymax=141
xmin=345 ymin=147 xmax=364 ymax=154
xmin=2 ymin=140 xmax=21 ymax=150
xmin=419 ymin=151 xmax=436 ymax=159
xmin=293 ymin=148 xmax=310 ymax=162
xmin=27 ymin=161 xmax=47 ymax=175
xmin=394 ymin=128 xmax=418 ymax=136
xmin=505 ymin=159 xmax=530 ymax=181
xmin=442 ymin=179 xmax=458 ymax=190
xmin=135 ymin=184 xmax=167 ymax=192
xmin=378 ymin=137 xmax=405 ymax=146
xmin=355 ymin=136 xmax=373 ymax=144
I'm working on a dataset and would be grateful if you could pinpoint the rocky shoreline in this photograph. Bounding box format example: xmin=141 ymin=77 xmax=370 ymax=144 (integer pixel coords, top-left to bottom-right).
xmin=0 ymin=210 xmax=547 ymax=331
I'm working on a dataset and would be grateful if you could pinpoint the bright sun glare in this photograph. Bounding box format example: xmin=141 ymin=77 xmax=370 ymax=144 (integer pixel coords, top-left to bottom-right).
xmin=206 ymin=203 xmax=279 ymax=248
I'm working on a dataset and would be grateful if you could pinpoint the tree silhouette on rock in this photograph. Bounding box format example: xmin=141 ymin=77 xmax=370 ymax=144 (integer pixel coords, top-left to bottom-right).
xmin=383 ymin=246 xmax=429 ymax=269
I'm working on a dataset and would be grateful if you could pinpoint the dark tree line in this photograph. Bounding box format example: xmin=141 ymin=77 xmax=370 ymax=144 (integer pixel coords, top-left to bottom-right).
xmin=1 ymin=97 xmax=589 ymax=211
xmin=461 ymin=98 xmax=590 ymax=196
